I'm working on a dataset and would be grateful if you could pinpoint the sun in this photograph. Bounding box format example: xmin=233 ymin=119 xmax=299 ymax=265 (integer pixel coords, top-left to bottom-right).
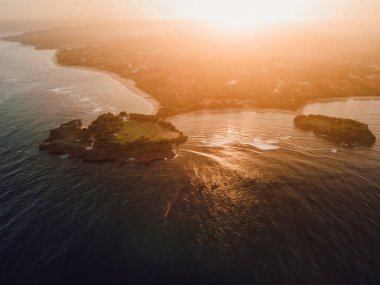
xmin=171 ymin=0 xmax=313 ymax=30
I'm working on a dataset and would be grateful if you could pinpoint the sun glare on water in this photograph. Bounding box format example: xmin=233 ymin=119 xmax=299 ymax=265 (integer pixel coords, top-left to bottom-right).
xmin=172 ymin=0 xmax=313 ymax=31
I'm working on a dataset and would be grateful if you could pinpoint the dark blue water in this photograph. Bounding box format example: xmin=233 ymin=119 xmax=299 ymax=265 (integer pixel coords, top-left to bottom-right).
xmin=1 ymin=40 xmax=380 ymax=285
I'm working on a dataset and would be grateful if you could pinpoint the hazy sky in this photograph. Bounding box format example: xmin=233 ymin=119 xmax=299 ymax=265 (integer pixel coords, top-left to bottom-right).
xmin=0 ymin=0 xmax=379 ymax=23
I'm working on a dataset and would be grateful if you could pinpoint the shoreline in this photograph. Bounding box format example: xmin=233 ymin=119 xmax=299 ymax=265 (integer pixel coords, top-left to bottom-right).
xmin=52 ymin=51 xmax=160 ymax=115
xmin=167 ymin=107 xmax=297 ymax=121
xmin=3 ymin=38 xmax=380 ymax=120
xmin=51 ymin=50 xmax=380 ymax=120
xmin=296 ymin=96 xmax=380 ymax=114
xmin=168 ymin=96 xmax=380 ymax=120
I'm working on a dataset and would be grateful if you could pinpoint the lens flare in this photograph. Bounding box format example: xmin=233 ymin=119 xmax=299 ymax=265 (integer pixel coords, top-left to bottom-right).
xmin=171 ymin=0 xmax=312 ymax=30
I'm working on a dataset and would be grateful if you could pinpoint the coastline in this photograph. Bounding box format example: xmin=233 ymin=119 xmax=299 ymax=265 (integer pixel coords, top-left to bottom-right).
xmin=167 ymin=107 xmax=297 ymax=121
xmin=51 ymin=50 xmax=380 ymax=120
xmin=296 ymin=96 xmax=380 ymax=114
xmin=3 ymin=35 xmax=380 ymax=121
xmin=168 ymin=96 xmax=380 ymax=121
xmin=52 ymin=51 xmax=160 ymax=115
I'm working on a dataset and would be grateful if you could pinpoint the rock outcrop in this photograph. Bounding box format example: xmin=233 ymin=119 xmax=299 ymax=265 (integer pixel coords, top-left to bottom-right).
xmin=294 ymin=114 xmax=376 ymax=146
xmin=39 ymin=113 xmax=188 ymax=164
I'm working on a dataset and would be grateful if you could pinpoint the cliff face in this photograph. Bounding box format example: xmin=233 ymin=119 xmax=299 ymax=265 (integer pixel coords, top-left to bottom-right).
xmin=294 ymin=115 xmax=376 ymax=146
xmin=39 ymin=113 xmax=188 ymax=164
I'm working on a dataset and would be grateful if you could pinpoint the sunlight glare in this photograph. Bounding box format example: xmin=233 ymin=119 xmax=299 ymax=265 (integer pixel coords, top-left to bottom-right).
xmin=172 ymin=0 xmax=311 ymax=30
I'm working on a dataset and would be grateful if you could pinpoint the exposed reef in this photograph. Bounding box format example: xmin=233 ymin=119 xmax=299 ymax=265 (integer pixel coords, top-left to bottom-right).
xmin=39 ymin=112 xmax=188 ymax=164
xmin=294 ymin=114 xmax=376 ymax=146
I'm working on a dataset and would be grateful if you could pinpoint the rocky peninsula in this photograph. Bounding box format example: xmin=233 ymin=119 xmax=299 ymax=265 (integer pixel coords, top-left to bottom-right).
xmin=39 ymin=112 xmax=188 ymax=164
xmin=294 ymin=114 xmax=376 ymax=146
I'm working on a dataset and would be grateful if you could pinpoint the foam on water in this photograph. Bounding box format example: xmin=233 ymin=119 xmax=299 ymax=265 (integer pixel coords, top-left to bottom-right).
xmin=251 ymin=139 xmax=280 ymax=150
xmin=79 ymin=97 xmax=91 ymax=102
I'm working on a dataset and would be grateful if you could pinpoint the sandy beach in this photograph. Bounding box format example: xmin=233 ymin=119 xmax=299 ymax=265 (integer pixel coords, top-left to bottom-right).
xmin=52 ymin=51 xmax=380 ymax=119
xmin=52 ymin=51 xmax=160 ymax=115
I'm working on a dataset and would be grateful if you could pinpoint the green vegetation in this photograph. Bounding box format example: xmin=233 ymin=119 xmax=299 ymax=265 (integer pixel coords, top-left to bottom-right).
xmin=89 ymin=112 xmax=184 ymax=144
xmin=116 ymin=120 xmax=167 ymax=142
xmin=39 ymin=112 xmax=188 ymax=163
xmin=6 ymin=22 xmax=380 ymax=117
xmin=89 ymin=113 xmax=124 ymax=141
xmin=294 ymin=114 xmax=376 ymax=146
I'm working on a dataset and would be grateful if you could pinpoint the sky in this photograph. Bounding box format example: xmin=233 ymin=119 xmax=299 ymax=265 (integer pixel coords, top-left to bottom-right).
xmin=0 ymin=0 xmax=379 ymax=24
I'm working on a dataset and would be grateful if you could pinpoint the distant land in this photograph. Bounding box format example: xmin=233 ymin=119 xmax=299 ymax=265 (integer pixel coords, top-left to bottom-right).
xmin=4 ymin=21 xmax=380 ymax=117
xmin=39 ymin=112 xmax=188 ymax=164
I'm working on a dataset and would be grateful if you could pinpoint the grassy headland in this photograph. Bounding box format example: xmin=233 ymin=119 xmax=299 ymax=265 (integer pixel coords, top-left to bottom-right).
xmin=39 ymin=112 xmax=188 ymax=163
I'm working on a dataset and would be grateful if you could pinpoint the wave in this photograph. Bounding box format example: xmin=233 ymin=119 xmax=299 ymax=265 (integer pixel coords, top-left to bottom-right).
xmin=250 ymin=139 xmax=280 ymax=150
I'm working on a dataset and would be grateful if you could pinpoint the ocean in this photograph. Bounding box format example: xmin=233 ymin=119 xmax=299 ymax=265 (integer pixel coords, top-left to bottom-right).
xmin=0 ymin=39 xmax=379 ymax=284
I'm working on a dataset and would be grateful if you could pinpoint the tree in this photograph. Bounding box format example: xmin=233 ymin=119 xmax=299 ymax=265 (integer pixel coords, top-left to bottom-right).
xmin=119 ymin=111 xmax=128 ymax=117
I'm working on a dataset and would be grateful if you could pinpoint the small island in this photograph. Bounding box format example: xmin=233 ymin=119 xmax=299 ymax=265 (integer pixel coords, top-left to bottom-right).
xmin=294 ymin=114 xmax=376 ymax=146
xmin=39 ymin=112 xmax=188 ymax=164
